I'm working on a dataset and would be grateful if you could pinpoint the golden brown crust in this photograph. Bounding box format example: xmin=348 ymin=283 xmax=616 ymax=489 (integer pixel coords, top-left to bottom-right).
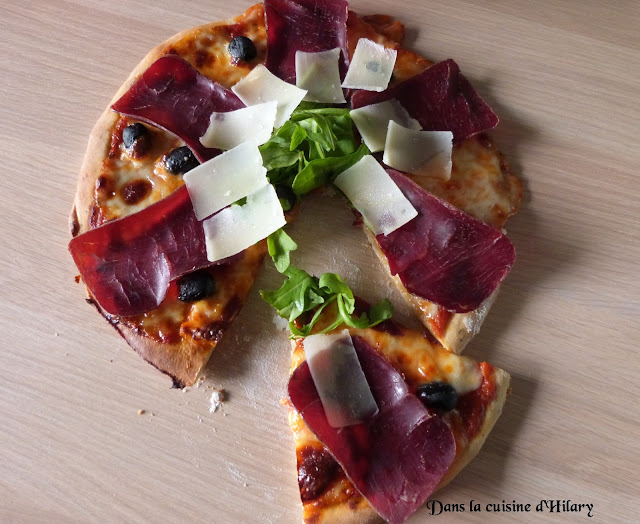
xmin=87 ymin=298 xmax=214 ymax=388
xmin=438 ymin=368 xmax=510 ymax=489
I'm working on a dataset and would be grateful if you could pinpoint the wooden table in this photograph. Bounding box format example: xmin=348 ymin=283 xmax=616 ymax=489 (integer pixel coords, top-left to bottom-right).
xmin=1 ymin=1 xmax=638 ymax=522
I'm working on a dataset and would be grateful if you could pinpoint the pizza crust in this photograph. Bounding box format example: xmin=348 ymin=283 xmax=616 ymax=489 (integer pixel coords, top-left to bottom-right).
xmin=86 ymin=298 xmax=215 ymax=388
xmin=437 ymin=367 xmax=511 ymax=489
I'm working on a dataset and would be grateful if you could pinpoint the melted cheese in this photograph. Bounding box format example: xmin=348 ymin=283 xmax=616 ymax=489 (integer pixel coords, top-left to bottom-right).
xmin=295 ymin=48 xmax=346 ymax=104
xmin=342 ymin=38 xmax=397 ymax=92
xmin=202 ymin=183 xmax=286 ymax=262
xmin=349 ymin=99 xmax=420 ymax=153
xmin=199 ymin=101 xmax=277 ymax=150
xmin=383 ymin=121 xmax=453 ymax=180
xmin=334 ymin=155 xmax=417 ymax=236
xmin=231 ymin=64 xmax=307 ymax=128
xmin=183 ymin=142 xmax=268 ymax=220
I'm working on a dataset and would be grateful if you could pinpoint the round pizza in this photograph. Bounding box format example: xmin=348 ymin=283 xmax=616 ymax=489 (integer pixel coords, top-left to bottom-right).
xmin=68 ymin=1 xmax=522 ymax=522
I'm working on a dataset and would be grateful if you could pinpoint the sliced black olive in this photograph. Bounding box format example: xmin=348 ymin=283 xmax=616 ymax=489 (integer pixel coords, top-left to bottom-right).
xmin=122 ymin=123 xmax=148 ymax=148
xmin=275 ymin=184 xmax=297 ymax=212
xmin=165 ymin=146 xmax=199 ymax=175
xmin=228 ymin=36 xmax=257 ymax=62
xmin=416 ymin=382 xmax=458 ymax=411
xmin=177 ymin=270 xmax=216 ymax=302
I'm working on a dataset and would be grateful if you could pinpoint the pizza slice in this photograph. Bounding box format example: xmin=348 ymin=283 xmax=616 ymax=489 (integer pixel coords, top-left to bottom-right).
xmin=285 ymin=305 xmax=510 ymax=523
xmin=344 ymin=16 xmax=522 ymax=353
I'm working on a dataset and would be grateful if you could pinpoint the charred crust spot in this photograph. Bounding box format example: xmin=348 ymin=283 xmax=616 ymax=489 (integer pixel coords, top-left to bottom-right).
xmin=166 ymin=47 xmax=178 ymax=55
xmin=157 ymin=330 xmax=181 ymax=345
xmin=120 ymin=179 xmax=152 ymax=205
xmin=171 ymin=377 xmax=186 ymax=389
xmin=191 ymin=322 xmax=225 ymax=342
xmin=95 ymin=175 xmax=115 ymax=198
xmin=188 ymin=295 xmax=243 ymax=342
xmin=388 ymin=350 xmax=411 ymax=372
xmin=195 ymin=50 xmax=213 ymax=68
xmin=86 ymin=298 xmax=119 ymax=326
xmin=69 ymin=207 xmax=80 ymax=237
xmin=128 ymin=136 xmax=152 ymax=159
xmin=298 ymin=446 xmax=339 ymax=502
xmin=96 ymin=176 xmax=109 ymax=189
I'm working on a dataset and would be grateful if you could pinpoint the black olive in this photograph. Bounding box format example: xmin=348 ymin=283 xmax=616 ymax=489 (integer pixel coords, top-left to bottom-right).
xmin=275 ymin=184 xmax=297 ymax=212
xmin=228 ymin=36 xmax=257 ymax=62
xmin=416 ymin=382 xmax=458 ymax=411
xmin=123 ymin=123 xmax=152 ymax=158
xmin=177 ymin=270 xmax=216 ymax=302
xmin=165 ymin=146 xmax=200 ymax=175
xmin=122 ymin=123 xmax=148 ymax=148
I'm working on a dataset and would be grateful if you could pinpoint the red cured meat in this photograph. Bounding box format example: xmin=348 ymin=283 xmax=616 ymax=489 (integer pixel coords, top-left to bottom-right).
xmin=111 ymin=55 xmax=244 ymax=162
xmin=264 ymin=0 xmax=349 ymax=84
xmin=351 ymin=59 xmax=498 ymax=143
xmin=69 ymin=187 xmax=222 ymax=317
xmin=376 ymin=170 xmax=515 ymax=313
xmin=289 ymin=335 xmax=455 ymax=524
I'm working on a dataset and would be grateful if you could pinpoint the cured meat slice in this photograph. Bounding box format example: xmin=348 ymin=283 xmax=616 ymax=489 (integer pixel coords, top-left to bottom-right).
xmin=69 ymin=187 xmax=224 ymax=317
xmin=289 ymin=335 xmax=456 ymax=524
xmin=264 ymin=0 xmax=349 ymax=83
xmin=111 ymin=55 xmax=244 ymax=161
xmin=351 ymin=59 xmax=498 ymax=143
xmin=375 ymin=170 xmax=515 ymax=313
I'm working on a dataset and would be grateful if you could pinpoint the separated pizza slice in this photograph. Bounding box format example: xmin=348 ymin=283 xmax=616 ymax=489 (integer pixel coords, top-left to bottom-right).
xmin=346 ymin=15 xmax=522 ymax=353
xmin=286 ymin=304 xmax=509 ymax=524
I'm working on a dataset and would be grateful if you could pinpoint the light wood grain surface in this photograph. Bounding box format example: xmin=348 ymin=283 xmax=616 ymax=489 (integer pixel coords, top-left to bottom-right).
xmin=1 ymin=1 xmax=639 ymax=522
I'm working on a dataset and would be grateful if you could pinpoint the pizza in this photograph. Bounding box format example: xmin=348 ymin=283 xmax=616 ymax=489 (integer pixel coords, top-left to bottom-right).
xmin=287 ymin=304 xmax=510 ymax=523
xmin=68 ymin=0 xmax=522 ymax=522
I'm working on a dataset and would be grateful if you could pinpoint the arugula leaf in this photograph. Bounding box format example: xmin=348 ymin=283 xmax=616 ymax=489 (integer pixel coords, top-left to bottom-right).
xmin=260 ymin=266 xmax=326 ymax=322
xmin=291 ymin=143 xmax=369 ymax=196
xmin=267 ymin=229 xmax=298 ymax=273
xmin=291 ymin=107 xmax=351 ymax=119
xmin=260 ymin=140 xmax=301 ymax=171
xmin=261 ymin=236 xmax=394 ymax=337
xmin=290 ymin=125 xmax=307 ymax=150
xmin=259 ymin=103 xmax=363 ymax=198
xmin=232 ymin=196 xmax=247 ymax=207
